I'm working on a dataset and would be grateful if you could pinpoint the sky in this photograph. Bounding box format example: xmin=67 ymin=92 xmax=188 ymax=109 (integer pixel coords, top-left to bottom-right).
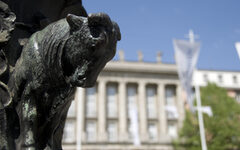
xmin=83 ymin=0 xmax=240 ymax=71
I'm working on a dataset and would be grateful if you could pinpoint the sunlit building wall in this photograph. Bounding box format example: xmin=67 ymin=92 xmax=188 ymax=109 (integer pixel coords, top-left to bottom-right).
xmin=62 ymin=60 xmax=240 ymax=150
xmin=193 ymin=70 xmax=240 ymax=103
xmin=62 ymin=60 xmax=185 ymax=150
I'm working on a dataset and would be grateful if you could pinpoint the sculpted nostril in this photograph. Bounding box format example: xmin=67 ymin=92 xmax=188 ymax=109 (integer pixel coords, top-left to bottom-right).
xmin=77 ymin=74 xmax=85 ymax=80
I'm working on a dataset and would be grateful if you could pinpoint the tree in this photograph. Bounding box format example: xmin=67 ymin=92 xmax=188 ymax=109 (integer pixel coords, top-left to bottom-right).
xmin=174 ymin=83 xmax=240 ymax=150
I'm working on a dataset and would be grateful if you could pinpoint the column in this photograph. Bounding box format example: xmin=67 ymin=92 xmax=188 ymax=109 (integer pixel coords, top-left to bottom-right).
xmin=158 ymin=83 xmax=167 ymax=136
xmin=76 ymin=87 xmax=85 ymax=149
xmin=118 ymin=81 xmax=128 ymax=141
xmin=98 ymin=80 xmax=107 ymax=141
xmin=176 ymin=84 xmax=185 ymax=128
xmin=138 ymin=81 xmax=148 ymax=141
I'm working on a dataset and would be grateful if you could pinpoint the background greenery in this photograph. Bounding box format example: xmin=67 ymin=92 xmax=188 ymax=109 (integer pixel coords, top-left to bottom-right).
xmin=174 ymin=84 xmax=240 ymax=150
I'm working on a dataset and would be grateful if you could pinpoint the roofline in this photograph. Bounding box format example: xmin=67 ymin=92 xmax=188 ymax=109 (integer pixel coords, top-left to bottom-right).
xmin=103 ymin=60 xmax=178 ymax=74
xmin=105 ymin=60 xmax=240 ymax=73
xmin=196 ymin=68 xmax=240 ymax=73
xmin=110 ymin=60 xmax=176 ymax=65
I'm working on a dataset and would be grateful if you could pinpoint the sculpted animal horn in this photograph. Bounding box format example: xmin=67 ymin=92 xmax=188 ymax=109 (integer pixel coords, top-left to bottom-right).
xmin=0 ymin=82 xmax=11 ymax=107
xmin=66 ymin=14 xmax=84 ymax=31
xmin=0 ymin=50 xmax=8 ymax=78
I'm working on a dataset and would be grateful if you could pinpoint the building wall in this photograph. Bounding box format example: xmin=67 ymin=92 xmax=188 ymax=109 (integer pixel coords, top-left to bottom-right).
xmin=193 ymin=70 xmax=240 ymax=102
xmin=62 ymin=61 xmax=185 ymax=150
xmin=193 ymin=70 xmax=240 ymax=88
xmin=62 ymin=61 xmax=240 ymax=150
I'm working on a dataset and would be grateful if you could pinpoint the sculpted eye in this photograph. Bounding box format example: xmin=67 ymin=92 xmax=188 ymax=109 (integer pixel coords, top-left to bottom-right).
xmin=0 ymin=12 xmax=4 ymax=16
xmin=4 ymin=13 xmax=10 ymax=19
xmin=90 ymin=26 xmax=101 ymax=38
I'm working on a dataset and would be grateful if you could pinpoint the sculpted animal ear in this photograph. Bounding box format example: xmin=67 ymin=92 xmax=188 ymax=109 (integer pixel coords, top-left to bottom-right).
xmin=112 ymin=22 xmax=121 ymax=41
xmin=66 ymin=14 xmax=84 ymax=31
xmin=88 ymin=13 xmax=112 ymax=29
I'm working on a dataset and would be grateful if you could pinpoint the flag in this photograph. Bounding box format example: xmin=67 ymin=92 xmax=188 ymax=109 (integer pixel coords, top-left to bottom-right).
xmin=196 ymin=106 xmax=213 ymax=117
xmin=129 ymin=106 xmax=140 ymax=146
xmin=235 ymin=42 xmax=240 ymax=60
xmin=173 ymin=39 xmax=200 ymax=110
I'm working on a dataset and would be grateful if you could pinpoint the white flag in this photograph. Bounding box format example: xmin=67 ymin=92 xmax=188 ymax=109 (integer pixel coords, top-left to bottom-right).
xmin=129 ymin=106 xmax=140 ymax=146
xmin=196 ymin=106 xmax=213 ymax=117
xmin=173 ymin=39 xmax=200 ymax=110
xmin=235 ymin=42 xmax=240 ymax=60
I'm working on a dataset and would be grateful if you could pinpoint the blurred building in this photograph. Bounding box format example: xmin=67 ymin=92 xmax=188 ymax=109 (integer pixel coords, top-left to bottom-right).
xmin=62 ymin=56 xmax=240 ymax=150
xmin=62 ymin=57 xmax=185 ymax=150
xmin=193 ymin=69 xmax=240 ymax=103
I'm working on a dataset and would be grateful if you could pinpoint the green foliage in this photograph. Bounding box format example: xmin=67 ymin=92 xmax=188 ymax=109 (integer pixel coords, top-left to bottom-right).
xmin=174 ymin=83 xmax=240 ymax=150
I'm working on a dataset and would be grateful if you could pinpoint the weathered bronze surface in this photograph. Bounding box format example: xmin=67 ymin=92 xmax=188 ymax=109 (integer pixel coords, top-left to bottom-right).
xmin=0 ymin=2 xmax=16 ymax=149
xmin=0 ymin=1 xmax=121 ymax=149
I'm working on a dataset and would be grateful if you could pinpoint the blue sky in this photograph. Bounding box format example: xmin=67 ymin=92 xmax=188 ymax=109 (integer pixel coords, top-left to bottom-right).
xmin=83 ymin=0 xmax=240 ymax=71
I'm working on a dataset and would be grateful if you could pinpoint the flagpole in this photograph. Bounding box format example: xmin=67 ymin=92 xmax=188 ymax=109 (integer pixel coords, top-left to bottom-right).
xmin=195 ymin=85 xmax=207 ymax=150
xmin=188 ymin=29 xmax=207 ymax=150
xmin=76 ymin=87 xmax=83 ymax=150
xmin=187 ymin=30 xmax=207 ymax=150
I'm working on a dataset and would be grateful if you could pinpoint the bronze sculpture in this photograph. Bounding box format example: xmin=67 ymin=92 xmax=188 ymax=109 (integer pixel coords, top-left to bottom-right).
xmin=0 ymin=1 xmax=121 ymax=149
xmin=0 ymin=1 xmax=16 ymax=149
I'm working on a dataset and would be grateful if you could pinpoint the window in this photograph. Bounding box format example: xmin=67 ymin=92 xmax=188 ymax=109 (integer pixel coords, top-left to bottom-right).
xmin=86 ymin=86 xmax=97 ymax=117
xmin=62 ymin=120 xmax=76 ymax=143
xmin=86 ymin=120 xmax=97 ymax=142
xmin=165 ymin=105 xmax=179 ymax=120
xmin=166 ymin=86 xmax=178 ymax=120
xmin=127 ymin=85 xmax=137 ymax=118
xmin=67 ymin=100 xmax=76 ymax=118
xmin=107 ymin=121 xmax=118 ymax=142
xmin=203 ymin=74 xmax=208 ymax=83
xmin=106 ymin=83 xmax=118 ymax=142
xmin=148 ymin=122 xmax=158 ymax=141
xmin=146 ymin=85 xmax=158 ymax=142
xmin=107 ymin=84 xmax=118 ymax=118
xmin=165 ymin=86 xmax=176 ymax=106
xmin=146 ymin=86 xmax=157 ymax=118
xmin=235 ymin=92 xmax=240 ymax=103
xmin=167 ymin=122 xmax=177 ymax=138
xmin=218 ymin=75 xmax=223 ymax=83
xmin=233 ymin=75 xmax=238 ymax=84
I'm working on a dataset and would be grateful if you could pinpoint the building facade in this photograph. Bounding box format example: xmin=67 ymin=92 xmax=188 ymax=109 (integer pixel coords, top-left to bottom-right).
xmin=62 ymin=59 xmax=240 ymax=150
xmin=193 ymin=69 xmax=240 ymax=102
xmin=62 ymin=60 xmax=185 ymax=150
